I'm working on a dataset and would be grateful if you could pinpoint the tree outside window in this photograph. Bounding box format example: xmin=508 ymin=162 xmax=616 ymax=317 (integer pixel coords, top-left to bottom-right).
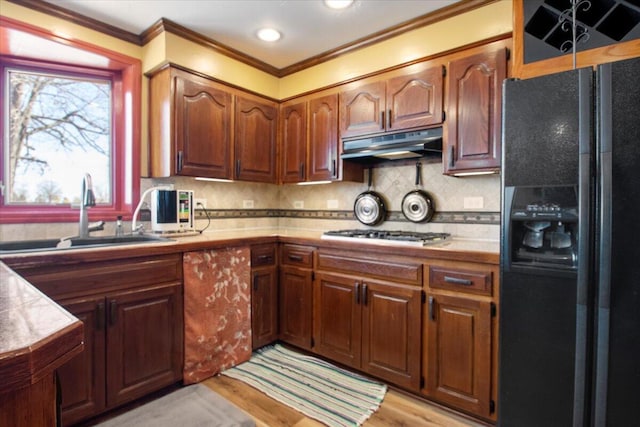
xmin=6 ymin=68 xmax=112 ymax=206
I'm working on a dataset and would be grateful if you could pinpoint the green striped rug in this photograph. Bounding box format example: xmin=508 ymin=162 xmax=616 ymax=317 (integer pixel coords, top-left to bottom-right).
xmin=221 ymin=344 xmax=387 ymax=427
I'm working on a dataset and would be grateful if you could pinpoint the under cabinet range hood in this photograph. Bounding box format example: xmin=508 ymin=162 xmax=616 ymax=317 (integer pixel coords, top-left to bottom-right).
xmin=341 ymin=128 xmax=443 ymax=163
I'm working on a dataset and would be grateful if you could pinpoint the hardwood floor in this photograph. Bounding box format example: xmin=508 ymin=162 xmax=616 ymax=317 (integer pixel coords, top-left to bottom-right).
xmin=203 ymin=374 xmax=488 ymax=427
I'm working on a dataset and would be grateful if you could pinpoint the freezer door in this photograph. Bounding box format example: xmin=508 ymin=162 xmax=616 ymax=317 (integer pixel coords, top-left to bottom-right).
xmin=594 ymin=56 xmax=640 ymax=427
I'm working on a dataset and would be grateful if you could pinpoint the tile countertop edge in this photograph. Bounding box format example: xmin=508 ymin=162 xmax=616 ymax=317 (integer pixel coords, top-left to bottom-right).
xmin=0 ymin=262 xmax=84 ymax=392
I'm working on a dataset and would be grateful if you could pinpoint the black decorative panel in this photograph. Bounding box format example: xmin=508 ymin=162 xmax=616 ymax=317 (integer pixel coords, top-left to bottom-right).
xmin=523 ymin=0 xmax=640 ymax=64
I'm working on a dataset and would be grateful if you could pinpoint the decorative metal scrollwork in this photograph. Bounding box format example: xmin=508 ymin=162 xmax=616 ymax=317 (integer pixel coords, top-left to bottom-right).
xmin=559 ymin=0 xmax=592 ymax=68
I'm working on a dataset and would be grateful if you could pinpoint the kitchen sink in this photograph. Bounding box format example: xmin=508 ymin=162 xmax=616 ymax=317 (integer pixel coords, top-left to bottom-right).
xmin=0 ymin=235 xmax=173 ymax=253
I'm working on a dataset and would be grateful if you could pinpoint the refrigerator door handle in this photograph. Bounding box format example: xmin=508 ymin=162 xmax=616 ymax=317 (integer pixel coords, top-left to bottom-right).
xmin=593 ymin=61 xmax=613 ymax=427
xmin=572 ymin=67 xmax=593 ymax=427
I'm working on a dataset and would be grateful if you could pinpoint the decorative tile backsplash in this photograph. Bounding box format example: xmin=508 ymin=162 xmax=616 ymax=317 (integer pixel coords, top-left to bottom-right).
xmin=0 ymin=161 xmax=501 ymax=241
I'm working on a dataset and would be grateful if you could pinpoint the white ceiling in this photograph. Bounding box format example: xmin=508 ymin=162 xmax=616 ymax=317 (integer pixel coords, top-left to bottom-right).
xmin=43 ymin=0 xmax=460 ymax=69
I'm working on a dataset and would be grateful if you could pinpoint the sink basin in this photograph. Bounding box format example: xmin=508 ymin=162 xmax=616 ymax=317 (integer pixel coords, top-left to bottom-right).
xmin=0 ymin=235 xmax=173 ymax=253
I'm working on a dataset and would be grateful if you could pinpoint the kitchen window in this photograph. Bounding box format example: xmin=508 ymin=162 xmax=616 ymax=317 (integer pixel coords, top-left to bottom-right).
xmin=0 ymin=17 xmax=141 ymax=224
xmin=4 ymin=66 xmax=114 ymax=207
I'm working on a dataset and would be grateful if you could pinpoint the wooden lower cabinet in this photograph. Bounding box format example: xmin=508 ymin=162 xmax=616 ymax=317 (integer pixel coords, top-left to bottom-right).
xmin=11 ymin=254 xmax=184 ymax=426
xmin=422 ymin=261 xmax=498 ymax=421
xmin=278 ymin=244 xmax=315 ymax=350
xmin=423 ymin=294 xmax=492 ymax=416
xmin=57 ymin=296 xmax=106 ymax=425
xmin=58 ymin=283 xmax=183 ymax=425
xmin=279 ymin=265 xmax=313 ymax=350
xmin=251 ymin=244 xmax=279 ymax=349
xmin=105 ymin=284 xmax=183 ymax=407
xmin=314 ymin=271 xmax=422 ymax=391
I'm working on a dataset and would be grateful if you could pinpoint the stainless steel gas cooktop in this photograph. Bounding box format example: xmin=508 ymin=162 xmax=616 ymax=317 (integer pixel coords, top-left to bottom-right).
xmin=321 ymin=229 xmax=450 ymax=247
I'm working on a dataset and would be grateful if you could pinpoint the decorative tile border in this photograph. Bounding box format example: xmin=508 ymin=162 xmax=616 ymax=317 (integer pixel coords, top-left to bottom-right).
xmin=195 ymin=209 xmax=500 ymax=225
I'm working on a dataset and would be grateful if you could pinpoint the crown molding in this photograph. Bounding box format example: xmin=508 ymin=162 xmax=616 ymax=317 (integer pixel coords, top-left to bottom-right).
xmin=6 ymin=0 xmax=142 ymax=45
xmin=6 ymin=0 xmax=500 ymax=77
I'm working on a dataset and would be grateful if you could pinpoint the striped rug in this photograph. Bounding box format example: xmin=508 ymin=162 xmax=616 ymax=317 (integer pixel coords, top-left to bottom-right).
xmin=221 ymin=344 xmax=387 ymax=427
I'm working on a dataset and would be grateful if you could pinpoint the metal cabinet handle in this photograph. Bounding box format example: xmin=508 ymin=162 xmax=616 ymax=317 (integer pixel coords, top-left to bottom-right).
xmin=332 ymin=159 xmax=336 ymax=178
xmin=355 ymin=282 xmax=361 ymax=304
xmin=288 ymin=254 xmax=303 ymax=262
xmin=96 ymin=301 xmax=105 ymax=330
xmin=387 ymin=110 xmax=392 ymax=129
xmin=380 ymin=111 xmax=385 ymax=129
xmin=444 ymin=276 xmax=473 ymax=286
xmin=362 ymin=283 xmax=368 ymax=306
xmin=300 ymin=162 xmax=305 ymax=180
xmin=177 ymin=150 xmax=184 ymax=173
xmin=448 ymin=145 xmax=455 ymax=169
xmin=429 ymin=296 xmax=436 ymax=320
xmin=253 ymin=275 xmax=259 ymax=291
xmin=236 ymin=159 xmax=241 ymax=177
xmin=108 ymin=300 xmax=117 ymax=326
xmin=257 ymin=254 xmax=273 ymax=262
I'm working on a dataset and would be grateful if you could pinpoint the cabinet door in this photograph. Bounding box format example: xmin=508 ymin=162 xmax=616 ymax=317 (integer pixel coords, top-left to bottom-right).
xmin=424 ymin=294 xmax=492 ymax=417
xmin=445 ymin=47 xmax=507 ymax=174
xmin=308 ymin=94 xmax=339 ymax=181
xmin=57 ymin=296 xmax=106 ymax=426
xmin=279 ymin=265 xmax=313 ymax=350
xmin=106 ymin=283 xmax=183 ymax=407
xmin=175 ymin=75 xmax=233 ymax=178
xmin=280 ymin=101 xmax=307 ymax=183
xmin=251 ymin=266 xmax=278 ymax=349
xmin=387 ymin=66 xmax=444 ymax=132
xmin=339 ymin=81 xmax=385 ymax=138
xmin=313 ymin=272 xmax=362 ymax=368
xmin=361 ymin=281 xmax=422 ymax=391
xmin=235 ymin=96 xmax=278 ymax=183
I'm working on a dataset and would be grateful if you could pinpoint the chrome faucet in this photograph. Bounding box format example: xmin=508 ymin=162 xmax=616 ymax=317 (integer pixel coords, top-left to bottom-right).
xmin=78 ymin=173 xmax=104 ymax=238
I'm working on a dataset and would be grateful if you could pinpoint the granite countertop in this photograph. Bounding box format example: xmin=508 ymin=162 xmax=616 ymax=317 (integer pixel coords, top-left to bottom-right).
xmin=0 ymin=228 xmax=500 ymax=265
xmin=0 ymin=263 xmax=84 ymax=392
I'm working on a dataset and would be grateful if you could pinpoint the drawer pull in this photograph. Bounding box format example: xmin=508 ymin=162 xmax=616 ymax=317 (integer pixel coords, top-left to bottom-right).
xmin=288 ymin=254 xmax=303 ymax=262
xmin=257 ymin=255 xmax=273 ymax=262
xmin=444 ymin=276 xmax=473 ymax=286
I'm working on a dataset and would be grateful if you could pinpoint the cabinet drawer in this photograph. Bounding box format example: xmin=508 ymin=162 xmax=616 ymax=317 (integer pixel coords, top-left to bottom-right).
xmin=316 ymin=250 xmax=422 ymax=285
xmin=429 ymin=266 xmax=492 ymax=296
xmin=251 ymin=244 xmax=276 ymax=267
xmin=22 ymin=254 xmax=183 ymax=299
xmin=281 ymin=244 xmax=314 ymax=267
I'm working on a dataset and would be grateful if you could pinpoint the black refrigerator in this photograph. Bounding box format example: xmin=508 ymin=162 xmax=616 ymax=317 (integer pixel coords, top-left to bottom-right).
xmin=499 ymin=56 xmax=640 ymax=427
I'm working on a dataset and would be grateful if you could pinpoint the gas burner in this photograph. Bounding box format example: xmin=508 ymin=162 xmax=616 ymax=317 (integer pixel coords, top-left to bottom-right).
xmin=322 ymin=229 xmax=450 ymax=246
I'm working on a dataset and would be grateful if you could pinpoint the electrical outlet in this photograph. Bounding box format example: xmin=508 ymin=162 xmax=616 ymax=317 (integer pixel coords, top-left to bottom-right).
xmin=327 ymin=199 xmax=339 ymax=209
xmin=463 ymin=196 xmax=484 ymax=209
xmin=293 ymin=200 xmax=304 ymax=209
xmin=194 ymin=198 xmax=207 ymax=209
xmin=243 ymin=200 xmax=254 ymax=209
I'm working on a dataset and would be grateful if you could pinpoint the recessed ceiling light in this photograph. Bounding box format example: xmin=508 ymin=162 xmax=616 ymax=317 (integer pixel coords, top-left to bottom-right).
xmin=324 ymin=0 xmax=354 ymax=9
xmin=257 ymin=28 xmax=281 ymax=42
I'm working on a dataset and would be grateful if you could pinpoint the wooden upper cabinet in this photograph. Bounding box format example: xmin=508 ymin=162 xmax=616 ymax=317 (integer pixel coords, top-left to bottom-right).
xmin=149 ymin=67 xmax=233 ymax=179
xmin=175 ymin=75 xmax=233 ymax=178
xmin=444 ymin=44 xmax=508 ymax=175
xmin=386 ymin=66 xmax=444 ymax=132
xmin=280 ymin=94 xmax=352 ymax=184
xmin=340 ymin=81 xmax=385 ymax=139
xmin=235 ymin=96 xmax=278 ymax=183
xmin=339 ymin=64 xmax=444 ymax=139
xmin=280 ymin=101 xmax=307 ymax=183
xmin=308 ymin=94 xmax=339 ymax=181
